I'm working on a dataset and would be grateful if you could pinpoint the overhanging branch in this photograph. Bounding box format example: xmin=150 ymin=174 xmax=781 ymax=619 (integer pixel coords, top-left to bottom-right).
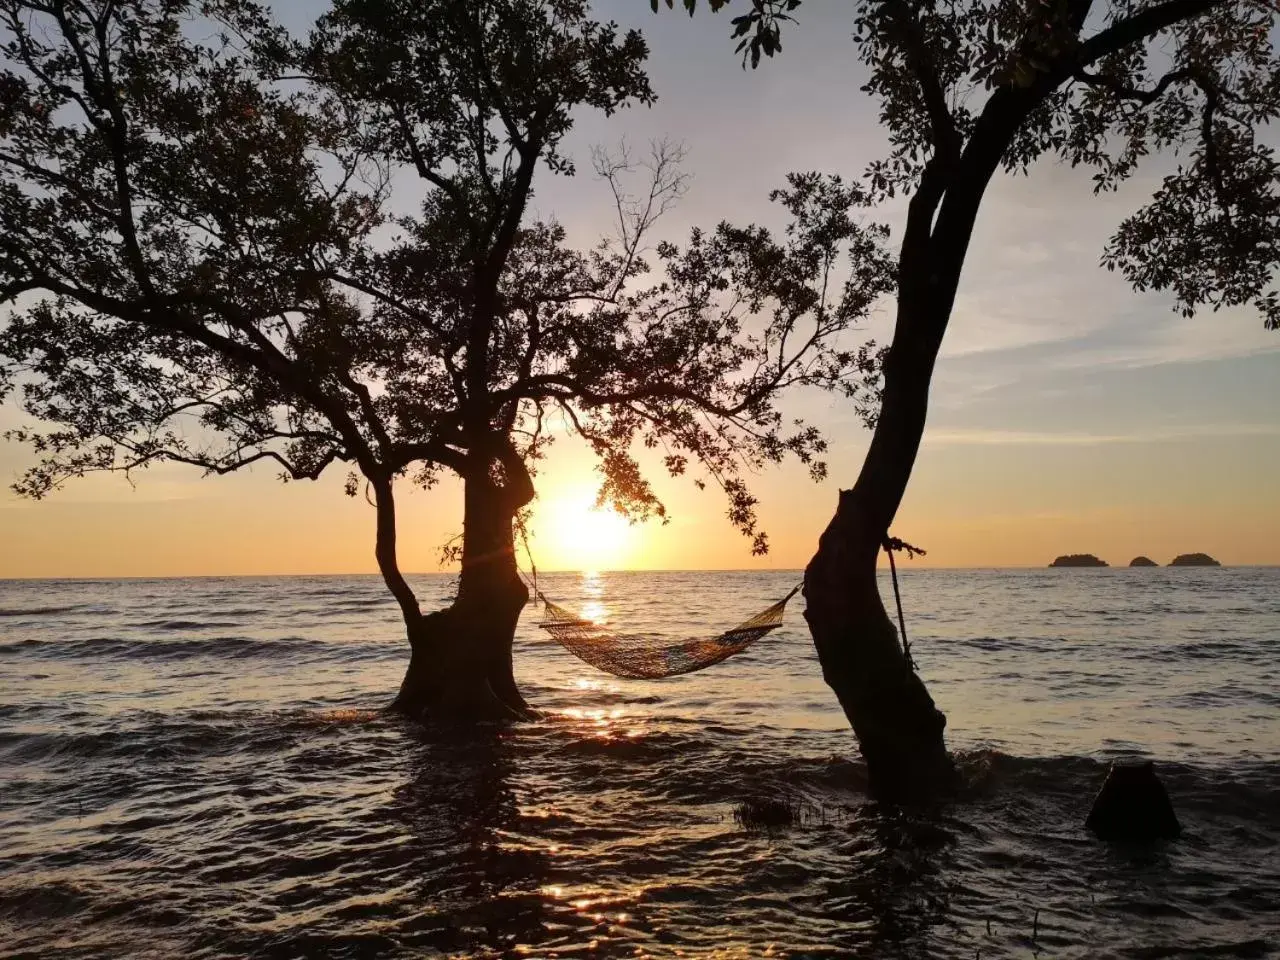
xmin=1074 ymin=0 xmax=1226 ymax=69
xmin=884 ymin=0 xmax=960 ymax=163
xmin=1074 ymin=65 xmax=1196 ymax=104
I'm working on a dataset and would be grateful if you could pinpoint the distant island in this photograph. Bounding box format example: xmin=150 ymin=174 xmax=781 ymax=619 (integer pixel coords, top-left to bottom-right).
xmin=1129 ymin=556 xmax=1158 ymax=567
xmin=1169 ymin=553 xmax=1222 ymax=567
xmin=1050 ymin=554 xmax=1109 ymax=568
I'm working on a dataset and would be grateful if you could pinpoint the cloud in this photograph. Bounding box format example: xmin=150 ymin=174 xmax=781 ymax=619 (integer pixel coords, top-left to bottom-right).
xmin=925 ymin=423 xmax=1280 ymax=446
xmin=1044 ymin=305 xmax=1280 ymax=372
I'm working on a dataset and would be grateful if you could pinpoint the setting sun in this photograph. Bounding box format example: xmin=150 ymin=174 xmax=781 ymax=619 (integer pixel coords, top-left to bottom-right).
xmin=533 ymin=488 xmax=637 ymax=571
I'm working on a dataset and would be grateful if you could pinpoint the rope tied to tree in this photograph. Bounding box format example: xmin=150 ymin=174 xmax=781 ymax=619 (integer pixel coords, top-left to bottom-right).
xmin=515 ymin=510 xmax=539 ymax=604
xmin=882 ymin=535 xmax=926 ymax=673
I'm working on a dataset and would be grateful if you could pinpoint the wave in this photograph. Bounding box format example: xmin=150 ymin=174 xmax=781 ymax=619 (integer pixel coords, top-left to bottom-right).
xmin=0 ymin=706 xmax=393 ymax=766
xmin=136 ymin=619 xmax=246 ymax=631
xmin=0 ymin=605 xmax=91 ymax=618
xmin=6 ymin=710 xmax=1278 ymax=816
xmin=0 ymin=634 xmax=377 ymax=662
xmin=513 ymin=716 xmax=1280 ymax=823
xmin=331 ymin=597 xmax=396 ymax=609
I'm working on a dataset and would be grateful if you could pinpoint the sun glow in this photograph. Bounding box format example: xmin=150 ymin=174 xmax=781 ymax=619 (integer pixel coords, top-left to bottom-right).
xmin=534 ymin=488 xmax=637 ymax=571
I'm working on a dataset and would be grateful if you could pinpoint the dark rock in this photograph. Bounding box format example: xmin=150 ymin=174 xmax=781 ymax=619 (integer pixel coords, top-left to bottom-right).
xmin=1049 ymin=554 xmax=1109 ymax=568
xmin=1129 ymin=556 xmax=1158 ymax=567
xmin=1169 ymin=552 xmax=1221 ymax=567
xmin=1086 ymin=761 xmax=1181 ymax=842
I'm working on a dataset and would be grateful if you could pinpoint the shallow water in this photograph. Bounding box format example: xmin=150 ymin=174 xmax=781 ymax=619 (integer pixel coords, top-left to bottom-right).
xmin=1 ymin=569 xmax=1278 ymax=958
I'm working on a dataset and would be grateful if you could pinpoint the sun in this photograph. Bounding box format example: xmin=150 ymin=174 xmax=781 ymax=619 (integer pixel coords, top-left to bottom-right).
xmin=534 ymin=488 xmax=636 ymax=571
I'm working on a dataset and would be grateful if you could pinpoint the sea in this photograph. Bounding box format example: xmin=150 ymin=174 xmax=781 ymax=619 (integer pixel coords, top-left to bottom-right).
xmin=1 ymin=568 xmax=1278 ymax=959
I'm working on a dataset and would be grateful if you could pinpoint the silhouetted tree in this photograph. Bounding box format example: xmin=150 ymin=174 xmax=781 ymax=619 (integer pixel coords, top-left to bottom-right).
xmin=663 ymin=0 xmax=1279 ymax=799
xmin=0 ymin=0 xmax=888 ymax=720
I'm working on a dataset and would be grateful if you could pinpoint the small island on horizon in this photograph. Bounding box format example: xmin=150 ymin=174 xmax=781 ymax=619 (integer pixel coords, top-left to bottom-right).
xmin=1050 ymin=554 xmax=1109 ymax=567
xmin=1048 ymin=552 xmax=1224 ymax=567
xmin=1169 ymin=553 xmax=1222 ymax=567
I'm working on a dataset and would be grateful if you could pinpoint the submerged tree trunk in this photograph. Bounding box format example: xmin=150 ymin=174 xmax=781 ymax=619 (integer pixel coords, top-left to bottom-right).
xmin=804 ymin=86 xmax=1033 ymax=799
xmin=803 ymin=322 xmax=956 ymax=802
xmin=381 ymin=442 xmax=535 ymax=723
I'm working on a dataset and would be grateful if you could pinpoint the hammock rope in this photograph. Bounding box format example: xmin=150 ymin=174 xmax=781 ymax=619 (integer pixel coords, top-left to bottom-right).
xmin=532 ymin=584 xmax=801 ymax=679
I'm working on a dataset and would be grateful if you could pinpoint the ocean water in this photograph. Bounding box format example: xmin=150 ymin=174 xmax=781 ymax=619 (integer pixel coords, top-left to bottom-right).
xmin=1 ymin=568 xmax=1278 ymax=959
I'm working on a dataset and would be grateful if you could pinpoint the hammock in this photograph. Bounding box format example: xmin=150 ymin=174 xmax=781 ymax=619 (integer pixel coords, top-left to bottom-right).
xmin=534 ymin=585 xmax=801 ymax=679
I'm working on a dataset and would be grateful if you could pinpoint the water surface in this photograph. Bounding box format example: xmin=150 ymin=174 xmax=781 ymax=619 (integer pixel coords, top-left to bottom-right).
xmin=2 ymin=569 xmax=1278 ymax=958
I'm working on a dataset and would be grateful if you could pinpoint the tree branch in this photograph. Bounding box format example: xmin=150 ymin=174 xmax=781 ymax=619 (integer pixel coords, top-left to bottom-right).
xmin=1074 ymin=0 xmax=1226 ymax=70
xmin=163 ymin=446 xmax=344 ymax=480
xmin=505 ymin=373 xmax=761 ymax=419
xmin=388 ymin=438 xmax=468 ymax=475
xmin=390 ymin=102 xmax=473 ymax=224
xmin=884 ymin=0 xmax=959 ymax=163
xmin=1074 ymin=65 xmax=1196 ymax=104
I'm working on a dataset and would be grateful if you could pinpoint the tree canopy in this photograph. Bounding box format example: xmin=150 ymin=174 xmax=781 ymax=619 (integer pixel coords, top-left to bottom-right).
xmin=0 ymin=0 xmax=893 ymax=558
xmin=660 ymin=0 xmax=1279 ymax=330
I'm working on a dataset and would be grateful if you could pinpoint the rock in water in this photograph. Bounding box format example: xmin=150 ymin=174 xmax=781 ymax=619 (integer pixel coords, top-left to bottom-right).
xmin=1129 ymin=556 xmax=1158 ymax=567
xmin=1086 ymin=761 xmax=1181 ymax=841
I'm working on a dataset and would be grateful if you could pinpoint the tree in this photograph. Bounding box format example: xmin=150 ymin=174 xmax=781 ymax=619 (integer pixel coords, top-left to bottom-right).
xmin=661 ymin=0 xmax=1280 ymax=800
xmin=0 ymin=0 xmax=889 ymax=720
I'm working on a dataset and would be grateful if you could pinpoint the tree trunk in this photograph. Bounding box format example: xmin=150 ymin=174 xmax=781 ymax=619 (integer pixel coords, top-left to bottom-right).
xmin=803 ymin=328 xmax=956 ymax=801
xmin=799 ymin=187 xmax=957 ymax=798
xmin=382 ymin=443 xmax=534 ymax=723
xmin=803 ymin=79 xmax=1039 ymax=799
xmin=392 ymin=483 xmax=530 ymax=722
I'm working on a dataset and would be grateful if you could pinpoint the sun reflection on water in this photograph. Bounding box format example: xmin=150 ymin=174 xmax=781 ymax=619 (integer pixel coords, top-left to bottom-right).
xmin=537 ymin=884 xmax=645 ymax=913
xmin=557 ymin=705 xmax=638 ymax=740
xmin=580 ymin=600 xmax=608 ymax=624
xmin=579 ymin=570 xmax=609 ymax=625
xmin=298 ymin=708 xmax=382 ymax=726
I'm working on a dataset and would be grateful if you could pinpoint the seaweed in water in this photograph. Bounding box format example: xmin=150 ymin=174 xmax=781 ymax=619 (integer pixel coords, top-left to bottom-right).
xmin=734 ymin=796 xmax=806 ymax=830
xmin=733 ymin=795 xmax=848 ymax=831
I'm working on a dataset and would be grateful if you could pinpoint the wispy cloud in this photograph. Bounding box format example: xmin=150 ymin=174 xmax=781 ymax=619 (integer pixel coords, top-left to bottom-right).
xmin=1045 ymin=307 xmax=1280 ymax=372
xmin=926 ymin=423 xmax=1280 ymax=446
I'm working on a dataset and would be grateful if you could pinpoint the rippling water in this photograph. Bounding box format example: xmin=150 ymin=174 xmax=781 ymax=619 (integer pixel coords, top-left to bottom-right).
xmin=2 ymin=569 xmax=1278 ymax=958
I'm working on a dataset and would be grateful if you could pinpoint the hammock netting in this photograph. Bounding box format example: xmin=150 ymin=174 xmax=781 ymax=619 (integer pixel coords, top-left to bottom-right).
xmin=534 ymin=586 xmax=799 ymax=679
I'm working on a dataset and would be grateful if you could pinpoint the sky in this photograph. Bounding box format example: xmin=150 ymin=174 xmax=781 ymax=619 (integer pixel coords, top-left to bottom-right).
xmin=1 ymin=1 xmax=1278 ymax=577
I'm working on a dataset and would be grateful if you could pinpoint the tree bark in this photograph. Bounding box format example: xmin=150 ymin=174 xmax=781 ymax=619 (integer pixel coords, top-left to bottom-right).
xmin=803 ymin=319 xmax=956 ymax=803
xmin=802 ymin=70 xmax=1044 ymax=801
xmin=384 ymin=442 xmax=534 ymax=723
xmin=803 ymin=235 xmax=967 ymax=801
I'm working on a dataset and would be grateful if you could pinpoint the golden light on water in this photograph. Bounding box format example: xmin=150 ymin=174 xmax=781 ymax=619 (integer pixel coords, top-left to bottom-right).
xmin=539 ymin=884 xmax=644 ymax=912
xmin=580 ymin=600 xmax=608 ymax=624
xmin=558 ymin=696 xmax=646 ymax=738
xmin=578 ymin=570 xmax=610 ymax=627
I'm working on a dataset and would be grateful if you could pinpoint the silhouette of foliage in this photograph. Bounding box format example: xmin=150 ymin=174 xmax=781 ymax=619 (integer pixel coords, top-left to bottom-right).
xmin=653 ymin=0 xmax=800 ymax=67
xmin=666 ymin=0 xmax=1280 ymax=329
xmin=0 ymin=0 xmax=892 ymax=566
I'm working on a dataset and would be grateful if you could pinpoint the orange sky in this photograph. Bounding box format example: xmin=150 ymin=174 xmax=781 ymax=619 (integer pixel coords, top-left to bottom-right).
xmin=2 ymin=417 xmax=1277 ymax=577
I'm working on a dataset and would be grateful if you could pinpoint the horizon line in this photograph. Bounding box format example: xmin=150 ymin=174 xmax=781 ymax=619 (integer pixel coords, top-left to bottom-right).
xmin=2 ymin=564 xmax=1277 ymax=582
